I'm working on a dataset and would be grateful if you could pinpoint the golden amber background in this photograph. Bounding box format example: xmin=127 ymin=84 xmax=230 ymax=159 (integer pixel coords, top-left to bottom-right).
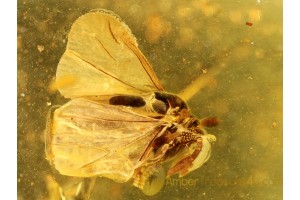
xmin=17 ymin=0 xmax=282 ymax=199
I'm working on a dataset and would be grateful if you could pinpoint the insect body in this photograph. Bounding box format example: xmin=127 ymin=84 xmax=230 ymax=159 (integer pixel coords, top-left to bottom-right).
xmin=46 ymin=9 xmax=217 ymax=194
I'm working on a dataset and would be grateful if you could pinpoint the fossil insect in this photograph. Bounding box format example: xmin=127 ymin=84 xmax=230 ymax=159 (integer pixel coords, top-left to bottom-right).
xmin=45 ymin=9 xmax=218 ymax=195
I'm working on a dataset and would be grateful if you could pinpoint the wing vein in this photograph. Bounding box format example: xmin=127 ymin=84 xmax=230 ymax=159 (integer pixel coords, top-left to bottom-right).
xmin=108 ymin=21 xmax=120 ymax=45
xmin=121 ymin=38 xmax=164 ymax=91
xmin=78 ymin=125 xmax=164 ymax=170
xmin=64 ymin=114 xmax=158 ymax=123
xmin=68 ymin=50 xmax=147 ymax=92
xmin=95 ymin=37 xmax=117 ymax=61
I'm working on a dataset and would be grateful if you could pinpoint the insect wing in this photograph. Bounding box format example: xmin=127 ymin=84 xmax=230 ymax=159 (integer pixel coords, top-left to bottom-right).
xmin=56 ymin=10 xmax=164 ymax=99
xmin=46 ymin=98 xmax=166 ymax=182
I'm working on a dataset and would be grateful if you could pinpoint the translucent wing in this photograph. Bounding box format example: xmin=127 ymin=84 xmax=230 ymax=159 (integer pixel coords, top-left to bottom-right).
xmin=56 ymin=10 xmax=164 ymax=98
xmin=46 ymin=98 xmax=167 ymax=182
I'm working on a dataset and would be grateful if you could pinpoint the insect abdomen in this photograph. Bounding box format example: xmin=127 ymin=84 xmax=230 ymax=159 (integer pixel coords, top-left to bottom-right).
xmin=109 ymin=95 xmax=146 ymax=107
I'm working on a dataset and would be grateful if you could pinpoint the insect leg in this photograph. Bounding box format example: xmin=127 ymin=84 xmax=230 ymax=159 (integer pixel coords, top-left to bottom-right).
xmin=138 ymin=123 xmax=172 ymax=162
xmin=144 ymin=143 xmax=170 ymax=165
xmin=166 ymin=139 xmax=203 ymax=177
